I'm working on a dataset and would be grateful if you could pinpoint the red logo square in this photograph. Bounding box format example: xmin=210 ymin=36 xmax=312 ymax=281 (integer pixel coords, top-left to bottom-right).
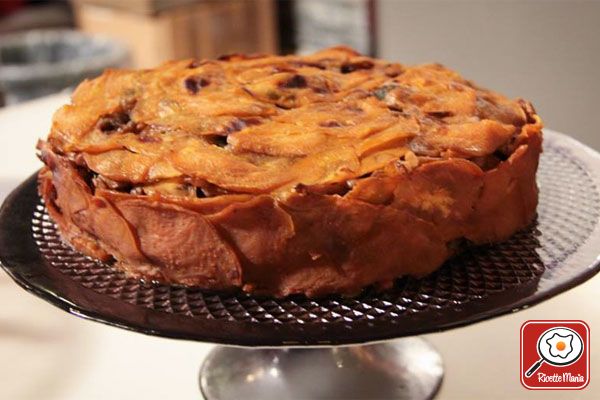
xmin=521 ymin=320 xmax=590 ymax=389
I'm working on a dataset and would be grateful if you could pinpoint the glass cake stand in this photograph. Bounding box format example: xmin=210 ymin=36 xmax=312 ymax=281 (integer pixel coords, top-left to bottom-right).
xmin=1 ymin=130 xmax=599 ymax=400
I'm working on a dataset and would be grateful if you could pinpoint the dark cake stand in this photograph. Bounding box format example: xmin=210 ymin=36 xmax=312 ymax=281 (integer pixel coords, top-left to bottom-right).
xmin=1 ymin=130 xmax=600 ymax=400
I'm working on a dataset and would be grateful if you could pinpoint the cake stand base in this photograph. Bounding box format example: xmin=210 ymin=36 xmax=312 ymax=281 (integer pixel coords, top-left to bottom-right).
xmin=199 ymin=337 xmax=444 ymax=400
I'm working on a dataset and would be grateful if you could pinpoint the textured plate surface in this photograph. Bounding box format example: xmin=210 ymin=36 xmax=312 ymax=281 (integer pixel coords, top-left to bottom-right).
xmin=1 ymin=130 xmax=600 ymax=346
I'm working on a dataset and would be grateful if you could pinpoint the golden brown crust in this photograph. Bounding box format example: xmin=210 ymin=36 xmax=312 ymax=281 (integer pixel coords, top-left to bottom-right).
xmin=37 ymin=46 xmax=543 ymax=297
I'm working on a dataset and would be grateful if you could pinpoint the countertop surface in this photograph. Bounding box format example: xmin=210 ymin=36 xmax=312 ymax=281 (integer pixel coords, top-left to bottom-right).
xmin=0 ymin=94 xmax=598 ymax=400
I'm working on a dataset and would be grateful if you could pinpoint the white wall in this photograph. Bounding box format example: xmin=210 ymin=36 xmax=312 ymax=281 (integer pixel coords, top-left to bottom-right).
xmin=377 ymin=0 xmax=600 ymax=150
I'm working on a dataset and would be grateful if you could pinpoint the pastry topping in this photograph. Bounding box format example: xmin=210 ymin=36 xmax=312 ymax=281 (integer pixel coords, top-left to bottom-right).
xmin=184 ymin=76 xmax=210 ymax=94
xmin=97 ymin=111 xmax=131 ymax=133
xmin=319 ymin=120 xmax=343 ymax=128
xmin=426 ymin=111 xmax=453 ymax=119
xmin=341 ymin=60 xmax=375 ymax=73
xmin=187 ymin=60 xmax=200 ymax=69
xmin=46 ymin=47 xmax=539 ymax=196
xmin=279 ymin=74 xmax=308 ymax=89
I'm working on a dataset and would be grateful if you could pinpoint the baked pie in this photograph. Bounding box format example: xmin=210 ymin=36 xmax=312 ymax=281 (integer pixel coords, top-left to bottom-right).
xmin=38 ymin=46 xmax=543 ymax=297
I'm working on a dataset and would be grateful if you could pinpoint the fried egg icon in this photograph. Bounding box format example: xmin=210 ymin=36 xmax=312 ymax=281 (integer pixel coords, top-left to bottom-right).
xmin=525 ymin=326 xmax=584 ymax=377
xmin=546 ymin=332 xmax=574 ymax=359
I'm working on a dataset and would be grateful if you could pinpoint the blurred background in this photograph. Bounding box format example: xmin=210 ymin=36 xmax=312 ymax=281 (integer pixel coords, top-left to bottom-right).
xmin=0 ymin=0 xmax=598 ymax=148
xmin=1 ymin=1 xmax=600 ymax=399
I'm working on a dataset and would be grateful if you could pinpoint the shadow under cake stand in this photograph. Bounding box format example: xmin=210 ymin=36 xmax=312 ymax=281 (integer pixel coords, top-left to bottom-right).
xmin=1 ymin=130 xmax=600 ymax=400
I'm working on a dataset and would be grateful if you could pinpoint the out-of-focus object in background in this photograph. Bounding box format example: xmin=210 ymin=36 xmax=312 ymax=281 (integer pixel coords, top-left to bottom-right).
xmin=294 ymin=0 xmax=375 ymax=56
xmin=0 ymin=29 xmax=128 ymax=105
xmin=72 ymin=0 xmax=278 ymax=68
xmin=0 ymin=0 xmax=73 ymax=34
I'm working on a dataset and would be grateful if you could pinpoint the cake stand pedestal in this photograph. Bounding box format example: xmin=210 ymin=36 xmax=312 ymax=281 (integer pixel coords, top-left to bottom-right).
xmin=200 ymin=338 xmax=443 ymax=400
xmin=1 ymin=130 xmax=600 ymax=400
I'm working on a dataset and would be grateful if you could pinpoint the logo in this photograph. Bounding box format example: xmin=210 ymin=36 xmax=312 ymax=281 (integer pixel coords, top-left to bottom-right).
xmin=521 ymin=320 xmax=590 ymax=389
